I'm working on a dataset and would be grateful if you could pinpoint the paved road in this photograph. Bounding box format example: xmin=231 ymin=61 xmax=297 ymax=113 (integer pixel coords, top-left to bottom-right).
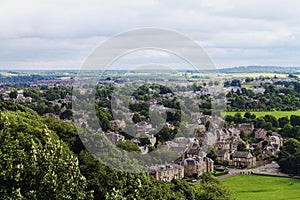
xmin=217 ymin=162 xmax=288 ymax=179
xmin=252 ymin=162 xmax=288 ymax=177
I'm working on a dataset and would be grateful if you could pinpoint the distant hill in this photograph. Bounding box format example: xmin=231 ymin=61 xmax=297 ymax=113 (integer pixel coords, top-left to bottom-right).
xmin=219 ymin=66 xmax=300 ymax=74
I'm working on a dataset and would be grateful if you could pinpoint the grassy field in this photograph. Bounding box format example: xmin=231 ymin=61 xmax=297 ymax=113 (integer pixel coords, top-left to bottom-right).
xmin=221 ymin=175 xmax=300 ymax=200
xmin=227 ymin=73 xmax=288 ymax=78
xmin=224 ymin=110 xmax=300 ymax=119
xmin=241 ymin=83 xmax=260 ymax=89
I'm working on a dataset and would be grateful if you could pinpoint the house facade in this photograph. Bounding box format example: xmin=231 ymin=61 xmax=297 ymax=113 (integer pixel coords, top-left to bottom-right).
xmin=232 ymin=151 xmax=256 ymax=168
xmin=148 ymin=164 xmax=184 ymax=182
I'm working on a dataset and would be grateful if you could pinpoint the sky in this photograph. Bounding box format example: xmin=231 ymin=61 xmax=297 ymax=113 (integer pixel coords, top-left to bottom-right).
xmin=1 ymin=0 xmax=300 ymax=70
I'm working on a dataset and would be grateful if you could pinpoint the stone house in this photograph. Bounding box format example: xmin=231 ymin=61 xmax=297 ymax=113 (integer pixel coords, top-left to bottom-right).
xmin=181 ymin=157 xmax=214 ymax=176
xmin=255 ymin=129 xmax=267 ymax=140
xmin=263 ymin=146 xmax=277 ymax=156
xmin=238 ymin=123 xmax=254 ymax=135
xmin=214 ymin=141 xmax=230 ymax=150
xmin=216 ymin=150 xmax=230 ymax=164
xmin=110 ymin=119 xmax=126 ymax=130
xmin=182 ymin=157 xmax=204 ymax=176
xmin=268 ymin=135 xmax=283 ymax=147
xmin=136 ymin=121 xmax=153 ymax=132
xmin=148 ymin=164 xmax=184 ymax=182
xmin=232 ymin=151 xmax=256 ymax=168
xmin=199 ymin=115 xmax=211 ymax=124
xmin=105 ymin=132 xmax=125 ymax=145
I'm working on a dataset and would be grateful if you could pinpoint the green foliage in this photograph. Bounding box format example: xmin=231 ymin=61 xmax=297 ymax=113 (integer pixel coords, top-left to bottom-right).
xmin=129 ymin=102 xmax=150 ymax=118
xmin=195 ymin=173 xmax=234 ymax=200
xmin=96 ymin=108 xmax=112 ymax=132
xmin=42 ymin=116 xmax=85 ymax=154
xmin=45 ymin=88 xmax=61 ymax=101
xmin=206 ymin=148 xmax=217 ymax=162
xmin=237 ymin=141 xmax=247 ymax=151
xmin=0 ymin=102 xmax=235 ymax=200
xmin=0 ymin=110 xmax=92 ymax=199
xmin=290 ymin=115 xmax=300 ymax=126
xmin=117 ymin=140 xmax=141 ymax=153
xmin=59 ymin=109 xmax=73 ymax=120
xmin=23 ymin=88 xmax=41 ymax=100
xmin=278 ymin=138 xmax=300 ymax=174
xmin=132 ymin=112 xmax=142 ymax=123
xmin=9 ymin=89 xmax=17 ymax=99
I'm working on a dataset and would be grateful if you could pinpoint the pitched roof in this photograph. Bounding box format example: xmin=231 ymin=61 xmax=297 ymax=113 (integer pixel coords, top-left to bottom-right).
xmin=187 ymin=149 xmax=200 ymax=155
xmin=233 ymin=151 xmax=251 ymax=158
xmin=183 ymin=158 xmax=199 ymax=166
xmin=216 ymin=150 xmax=227 ymax=157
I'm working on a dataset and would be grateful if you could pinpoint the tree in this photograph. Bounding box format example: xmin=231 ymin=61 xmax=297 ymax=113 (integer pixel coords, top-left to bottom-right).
xmin=117 ymin=140 xmax=141 ymax=153
xmin=157 ymin=126 xmax=172 ymax=142
xmin=0 ymin=111 xmax=92 ymax=199
xmin=291 ymin=115 xmax=300 ymax=126
xmin=150 ymin=110 xmax=165 ymax=128
xmin=0 ymin=102 xmax=236 ymax=200
xmin=132 ymin=112 xmax=142 ymax=123
xmin=225 ymin=115 xmax=234 ymax=123
xmin=97 ymin=108 xmax=112 ymax=132
xmin=278 ymin=117 xmax=289 ymax=128
xmin=244 ymin=112 xmax=251 ymax=119
xmin=9 ymin=90 xmax=17 ymax=99
xmin=59 ymin=109 xmax=73 ymax=120
xmin=45 ymin=89 xmax=60 ymax=101
xmin=263 ymin=122 xmax=273 ymax=131
xmin=206 ymin=148 xmax=217 ymax=162
xmin=278 ymin=138 xmax=300 ymax=174
xmin=196 ymin=173 xmax=233 ymax=200
xmin=280 ymin=124 xmax=293 ymax=138
xmin=237 ymin=141 xmax=247 ymax=151
xmin=263 ymin=115 xmax=278 ymax=128
xmin=233 ymin=113 xmax=242 ymax=124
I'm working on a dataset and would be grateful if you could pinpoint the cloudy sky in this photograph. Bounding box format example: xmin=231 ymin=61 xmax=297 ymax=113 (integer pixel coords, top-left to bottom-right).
xmin=1 ymin=0 xmax=300 ymax=70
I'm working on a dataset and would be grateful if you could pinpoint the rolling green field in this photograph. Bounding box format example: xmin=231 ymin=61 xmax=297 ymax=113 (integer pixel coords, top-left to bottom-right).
xmin=221 ymin=175 xmax=300 ymax=200
xmin=224 ymin=110 xmax=300 ymax=119
xmin=228 ymin=73 xmax=288 ymax=78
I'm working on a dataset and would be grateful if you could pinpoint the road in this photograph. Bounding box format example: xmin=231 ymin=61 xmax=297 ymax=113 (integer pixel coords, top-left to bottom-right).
xmin=217 ymin=162 xmax=288 ymax=179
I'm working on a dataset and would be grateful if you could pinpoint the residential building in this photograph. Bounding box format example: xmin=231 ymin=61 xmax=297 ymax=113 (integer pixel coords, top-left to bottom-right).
xmin=232 ymin=151 xmax=256 ymax=168
xmin=216 ymin=150 xmax=230 ymax=164
xmin=255 ymin=129 xmax=267 ymax=140
xmin=148 ymin=164 xmax=184 ymax=182
xmin=238 ymin=123 xmax=254 ymax=135
xmin=106 ymin=132 xmax=125 ymax=145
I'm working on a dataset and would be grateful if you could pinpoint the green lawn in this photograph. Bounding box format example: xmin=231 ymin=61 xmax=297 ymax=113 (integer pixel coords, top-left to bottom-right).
xmin=241 ymin=83 xmax=260 ymax=89
xmin=221 ymin=175 xmax=300 ymax=200
xmin=224 ymin=110 xmax=300 ymax=119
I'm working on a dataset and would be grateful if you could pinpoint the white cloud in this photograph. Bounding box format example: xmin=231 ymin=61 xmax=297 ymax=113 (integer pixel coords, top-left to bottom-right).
xmin=0 ymin=0 xmax=300 ymax=69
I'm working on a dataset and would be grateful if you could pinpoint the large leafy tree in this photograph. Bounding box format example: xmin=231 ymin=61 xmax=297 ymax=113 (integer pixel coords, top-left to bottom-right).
xmin=0 ymin=110 xmax=92 ymax=199
xmin=278 ymin=138 xmax=300 ymax=174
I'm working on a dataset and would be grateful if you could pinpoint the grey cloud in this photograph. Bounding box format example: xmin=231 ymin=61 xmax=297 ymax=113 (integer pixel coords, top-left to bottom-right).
xmin=0 ymin=0 xmax=300 ymax=69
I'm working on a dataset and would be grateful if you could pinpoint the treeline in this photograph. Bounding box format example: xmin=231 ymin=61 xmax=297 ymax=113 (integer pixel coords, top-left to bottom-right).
xmin=227 ymin=82 xmax=300 ymax=111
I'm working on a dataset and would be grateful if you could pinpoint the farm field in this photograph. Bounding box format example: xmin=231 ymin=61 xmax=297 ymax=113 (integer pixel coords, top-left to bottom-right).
xmin=224 ymin=110 xmax=300 ymax=119
xmin=221 ymin=175 xmax=300 ymax=200
xmin=226 ymin=73 xmax=288 ymax=78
